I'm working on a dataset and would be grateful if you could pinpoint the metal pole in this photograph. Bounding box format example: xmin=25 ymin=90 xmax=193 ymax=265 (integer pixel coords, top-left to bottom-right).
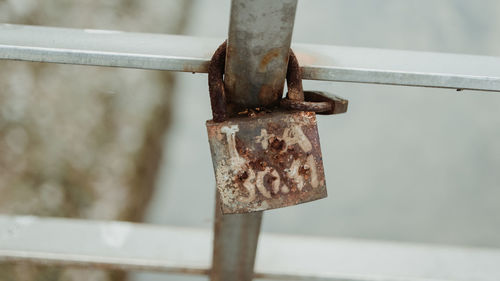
xmin=211 ymin=0 xmax=298 ymax=280
xmin=211 ymin=194 xmax=262 ymax=281
xmin=223 ymin=0 xmax=298 ymax=109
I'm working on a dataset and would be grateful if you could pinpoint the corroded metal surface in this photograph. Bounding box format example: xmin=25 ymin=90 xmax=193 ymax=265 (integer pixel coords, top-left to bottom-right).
xmin=281 ymin=91 xmax=349 ymax=115
xmin=304 ymin=91 xmax=349 ymax=115
xmin=207 ymin=110 xmax=327 ymax=214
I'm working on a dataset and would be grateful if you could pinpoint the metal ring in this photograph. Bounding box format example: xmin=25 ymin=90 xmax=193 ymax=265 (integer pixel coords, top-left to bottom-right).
xmin=280 ymin=99 xmax=332 ymax=113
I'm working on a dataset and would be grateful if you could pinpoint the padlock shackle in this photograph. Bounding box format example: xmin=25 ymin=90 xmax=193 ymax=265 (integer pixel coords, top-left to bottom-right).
xmin=285 ymin=50 xmax=304 ymax=102
xmin=208 ymin=40 xmax=228 ymax=122
xmin=208 ymin=41 xmax=304 ymax=122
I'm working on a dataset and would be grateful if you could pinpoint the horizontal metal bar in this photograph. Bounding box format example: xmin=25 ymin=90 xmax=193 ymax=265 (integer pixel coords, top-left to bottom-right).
xmin=1 ymin=216 xmax=500 ymax=281
xmin=0 ymin=215 xmax=211 ymax=274
xmin=1 ymin=24 xmax=500 ymax=92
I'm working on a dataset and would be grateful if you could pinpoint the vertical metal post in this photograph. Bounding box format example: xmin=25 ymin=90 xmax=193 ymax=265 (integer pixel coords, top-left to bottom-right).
xmin=211 ymin=0 xmax=298 ymax=280
xmin=211 ymin=194 xmax=262 ymax=281
xmin=224 ymin=0 xmax=298 ymax=109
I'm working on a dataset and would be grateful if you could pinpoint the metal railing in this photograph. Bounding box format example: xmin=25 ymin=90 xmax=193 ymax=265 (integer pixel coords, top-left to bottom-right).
xmin=2 ymin=24 xmax=500 ymax=92
xmin=1 ymin=1 xmax=500 ymax=281
xmin=2 ymin=215 xmax=500 ymax=281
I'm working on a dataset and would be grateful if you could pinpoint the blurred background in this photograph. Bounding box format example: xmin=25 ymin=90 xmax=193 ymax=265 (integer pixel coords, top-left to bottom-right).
xmin=0 ymin=0 xmax=499 ymax=281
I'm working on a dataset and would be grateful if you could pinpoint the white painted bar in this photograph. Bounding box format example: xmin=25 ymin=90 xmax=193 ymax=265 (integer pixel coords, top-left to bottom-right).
xmin=1 ymin=216 xmax=499 ymax=281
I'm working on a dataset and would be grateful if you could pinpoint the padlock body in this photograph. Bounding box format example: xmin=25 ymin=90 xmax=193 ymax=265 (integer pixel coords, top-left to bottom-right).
xmin=206 ymin=110 xmax=327 ymax=214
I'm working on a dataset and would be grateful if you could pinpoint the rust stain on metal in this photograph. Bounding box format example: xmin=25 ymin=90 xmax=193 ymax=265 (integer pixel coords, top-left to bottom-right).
xmin=281 ymin=91 xmax=349 ymax=115
xmin=259 ymin=48 xmax=282 ymax=72
xmin=303 ymin=91 xmax=348 ymax=115
xmin=285 ymin=50 xmax=304 ymax=101
xmin=206 ymin=110 xmax=327 ymax=214
xmin=280 ymin=99 xmax=331 ymax=113
xmin=257 ymin=84 xmax=281 ymax=106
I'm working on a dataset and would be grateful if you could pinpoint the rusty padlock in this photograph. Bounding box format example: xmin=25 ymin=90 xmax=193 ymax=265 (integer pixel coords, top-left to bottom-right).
xmin=206 ymin=41 xmax=347 ymax=214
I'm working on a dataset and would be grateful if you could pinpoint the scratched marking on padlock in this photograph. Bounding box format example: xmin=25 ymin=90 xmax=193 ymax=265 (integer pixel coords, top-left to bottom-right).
xmin=207 ymin=110 xmax=327 ymax=214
